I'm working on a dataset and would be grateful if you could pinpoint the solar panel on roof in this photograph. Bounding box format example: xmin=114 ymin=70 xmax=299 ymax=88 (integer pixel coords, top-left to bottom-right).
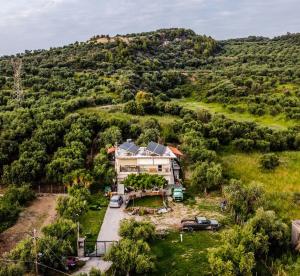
xmin=146 ymin=141 xmax=166 ymax=155
xmin=155 ymin=144 xmax=166 ymax=155
xmin=146 ymin=141 xmax=157 ymax=153
xmin=119 ymin=142 xmax=131 ymax=151
xmin=119 ymin=142 xmax=139 ymax=154
xmin=127 ymin=143 xmax=139 ymax=154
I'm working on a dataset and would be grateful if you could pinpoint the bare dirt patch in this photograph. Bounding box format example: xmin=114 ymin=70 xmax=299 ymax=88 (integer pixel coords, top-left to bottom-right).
xmin=0 ymin=194 xmax=58 ymax=255
xmin=92 ymin=36 xmax=132 ymax=44
xmin=135 ymin=196 xmax=226 ymax=231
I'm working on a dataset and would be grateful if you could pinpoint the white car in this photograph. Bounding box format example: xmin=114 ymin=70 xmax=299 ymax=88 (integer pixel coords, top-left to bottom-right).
xmin=109 ymin=195 xmax=123 ymax=208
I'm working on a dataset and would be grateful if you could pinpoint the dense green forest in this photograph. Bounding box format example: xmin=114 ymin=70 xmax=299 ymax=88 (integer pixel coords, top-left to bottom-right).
xmin=0 ymin=28 xmax=300 ymax=275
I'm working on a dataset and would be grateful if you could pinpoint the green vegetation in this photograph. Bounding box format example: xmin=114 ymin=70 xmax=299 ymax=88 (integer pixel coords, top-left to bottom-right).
xmin=127 ymin=195 xmax=163 ymax=208
xmin=222 ymin=151 xmax=300 ymax=194
xmin=80 ymin=193 xmax=108 ymax=241
xmin=0 ymin=28 xmax=299 ymax=275
xmin=174 ymin=98 xmax=298 ymax=129
xmin=105 ymin=219 xmax=156 ymax=275
xmin=123 ymin=173 xmax=168 ymax=190
xmin=208 ymin=208 xmax=289 ymax=275
xmin=150 ymin=231 xmax=220 ymax=276
xmin=0 ymin=185 xmax=35 ymax=232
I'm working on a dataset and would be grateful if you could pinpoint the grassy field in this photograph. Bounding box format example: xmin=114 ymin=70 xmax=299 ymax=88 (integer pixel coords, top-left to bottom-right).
xmin=79 ymin=105 xmax=179 ymax=127
xmin=174 ymin=98 xmax=297 ymax=129
xmin=222 ymin=151 xmax=300 ymax=218
xmin=150 ymin=231 xmax=220 ymax=276
xmin=127 ymin=195 xmax=164 ymax=208
xmin=222 ymin=151 xmax=300 ymax=193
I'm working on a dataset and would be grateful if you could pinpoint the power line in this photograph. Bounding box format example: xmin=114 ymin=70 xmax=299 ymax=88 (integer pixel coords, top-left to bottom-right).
xmin=0 ymin=258 xmax=71 ymax=276
xmin=11 ymin=58 xmax=24 ymax=104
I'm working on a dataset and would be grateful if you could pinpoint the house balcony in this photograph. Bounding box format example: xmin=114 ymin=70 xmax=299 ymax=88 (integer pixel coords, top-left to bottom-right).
xmin=119 ymin=165 xmax=170 ymax=174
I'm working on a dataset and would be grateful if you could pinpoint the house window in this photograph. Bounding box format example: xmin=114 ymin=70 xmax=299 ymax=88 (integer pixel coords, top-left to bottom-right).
xmin=158 ymin=165 xmax=162 ymax=172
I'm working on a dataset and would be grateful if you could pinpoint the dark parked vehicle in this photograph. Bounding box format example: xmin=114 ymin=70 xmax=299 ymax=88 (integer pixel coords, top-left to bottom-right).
xmin=181 ymin=216 xmax=220 ymax=231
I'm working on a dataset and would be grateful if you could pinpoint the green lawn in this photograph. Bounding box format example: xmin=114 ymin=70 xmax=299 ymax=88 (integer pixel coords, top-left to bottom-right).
xmin=150 ymin=231 xmax=220 ymax=276
xmin=79 ymin=208 xmax=106 ymax=241
xmin=174 ymin=98 xmax=297 ymax=129
xmin=127 ymin=195 xmax=164 ymax=208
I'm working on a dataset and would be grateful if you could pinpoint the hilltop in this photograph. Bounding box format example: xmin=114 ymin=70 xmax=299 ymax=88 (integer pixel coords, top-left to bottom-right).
xmin=0 ymin=28 xmax=300 ymax=275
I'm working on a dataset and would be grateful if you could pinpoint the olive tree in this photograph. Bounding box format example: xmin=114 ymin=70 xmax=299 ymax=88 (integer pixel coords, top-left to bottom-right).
xmin=191 ymin=161 xmax=223 ymax=193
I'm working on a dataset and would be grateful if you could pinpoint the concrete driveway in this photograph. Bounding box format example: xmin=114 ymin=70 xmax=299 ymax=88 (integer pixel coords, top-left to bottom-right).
xmin=97 ymin=203 xmax=128 ymax=241
xmin=74 ymin=200 xmax=128 ymax=275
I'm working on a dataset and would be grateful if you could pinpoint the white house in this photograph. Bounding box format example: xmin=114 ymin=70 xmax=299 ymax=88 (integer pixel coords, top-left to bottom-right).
xmin=111 ymin=141 xmax=182 ymax=186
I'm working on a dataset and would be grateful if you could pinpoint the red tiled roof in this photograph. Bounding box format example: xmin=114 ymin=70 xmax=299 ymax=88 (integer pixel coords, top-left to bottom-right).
xmin=107 ymin=147 xmax=116 ymax=154
xmin=169 ymin=146 xmax=183 ymax=156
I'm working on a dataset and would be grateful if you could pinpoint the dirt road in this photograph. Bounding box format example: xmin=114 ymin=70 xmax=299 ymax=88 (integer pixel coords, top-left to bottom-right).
xmin=0 ymin=194 xmax=58 ymax=255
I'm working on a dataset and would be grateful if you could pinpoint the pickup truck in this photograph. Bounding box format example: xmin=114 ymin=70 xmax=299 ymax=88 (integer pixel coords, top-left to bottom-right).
xmin=181 ymin=216 xmax=220 ymax=231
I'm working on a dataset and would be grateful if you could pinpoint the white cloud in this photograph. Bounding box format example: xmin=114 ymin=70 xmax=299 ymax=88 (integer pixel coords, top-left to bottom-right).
xmin=0 ymin=0 xmax=299 ymax=55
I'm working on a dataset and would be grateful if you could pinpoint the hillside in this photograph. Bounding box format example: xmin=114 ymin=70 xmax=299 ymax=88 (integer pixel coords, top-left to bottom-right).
xmin=0 ymin=28 xmax=300 ymax=275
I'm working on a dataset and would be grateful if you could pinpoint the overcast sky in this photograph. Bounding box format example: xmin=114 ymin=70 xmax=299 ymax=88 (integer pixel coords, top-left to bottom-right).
xmin=0 ymin=0 xmax=299 ymax=55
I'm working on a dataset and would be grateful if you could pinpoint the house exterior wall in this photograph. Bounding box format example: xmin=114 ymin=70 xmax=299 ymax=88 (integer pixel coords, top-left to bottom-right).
xmin=115 ymin=156 xmax=175 ymax=185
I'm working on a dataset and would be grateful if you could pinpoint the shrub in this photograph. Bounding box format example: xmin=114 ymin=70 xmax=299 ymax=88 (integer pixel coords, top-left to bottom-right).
xmin=104 ymin=238 xmax=155 ymax=275
xmin=123 ymin=173 xmax=167 ymax=190
xmin=232 ymin=138 xmax=255 ymax=152
xmin=259 ymin=153 xmax=280 ymax=170
xmin=0 ymin=262 xmax=24 ymax=276
xmin=119 ymin=219 xmax=156 ymax=241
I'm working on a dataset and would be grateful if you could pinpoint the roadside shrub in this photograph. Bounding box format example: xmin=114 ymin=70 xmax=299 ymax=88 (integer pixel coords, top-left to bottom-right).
xmin=0 ymin=262 xmax=24 ymax=276
xmin=104 ymin=238 xmax=155 ymax=275
xmin=4 ymin=184 xmax=36 ymax=205
xmin=0 ymin=185 xmax=36 ymax=233
xmin=260 ymin=153 xmax=280 ymax=170
xmin=119 ymin=219 xmax=156 ymax=241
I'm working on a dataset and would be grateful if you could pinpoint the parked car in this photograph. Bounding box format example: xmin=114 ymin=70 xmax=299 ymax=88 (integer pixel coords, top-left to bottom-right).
xmin=65 ymin=257 xmax=78 ymax=270
xmin=172 ymin=187 xmax=184 ymax=201
xmin=181 ymin=216 xmax=220 ymax=231
xmin=109 ymin=195 xmax=123 ymax=208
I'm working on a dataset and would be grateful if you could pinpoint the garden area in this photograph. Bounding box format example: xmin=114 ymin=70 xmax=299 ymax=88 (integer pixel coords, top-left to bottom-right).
xmin=127 ymin=195 xmax=164 ymax=208
xmin=79 ymin=193 xmax=108 ymax=242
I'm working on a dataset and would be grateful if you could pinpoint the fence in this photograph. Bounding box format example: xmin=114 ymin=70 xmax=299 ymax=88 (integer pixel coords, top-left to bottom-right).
xmin=32 ymin=185 xmax=67 ymax=194
xmin=84 ymin=240 xmax=118 ymax=257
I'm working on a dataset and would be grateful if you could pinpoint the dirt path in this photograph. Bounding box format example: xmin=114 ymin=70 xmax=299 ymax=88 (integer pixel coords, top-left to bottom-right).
xmin=0 ymin=194 xmax=58 ymax=255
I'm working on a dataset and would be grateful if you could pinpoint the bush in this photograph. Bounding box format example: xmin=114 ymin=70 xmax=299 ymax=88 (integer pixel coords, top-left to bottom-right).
xmin=0 ymin=262 xmax=24 ymax=276
xmin=123 ymin=173 xmax=167 ymax=190
xmin=119 ymin=219 xmax=156 ymax=241
xmin=259 ymin=153 xmax=280 ymax=170
xmin=0 ymin=185 xmax=36 ymax=232
xmin=104 ymin=238 xmax=155 ymax=275
xmin=232 ymin=138 xmax=255 ymax=152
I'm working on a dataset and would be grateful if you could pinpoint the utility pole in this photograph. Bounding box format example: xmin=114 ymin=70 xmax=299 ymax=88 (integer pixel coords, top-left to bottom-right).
xmin=33 ymin=228 xmax=39 ymax=276
xmin=11 ymin=58 xmax=24 ymax=105
xmin=77 ymin=222 xmax=80 ymax=255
